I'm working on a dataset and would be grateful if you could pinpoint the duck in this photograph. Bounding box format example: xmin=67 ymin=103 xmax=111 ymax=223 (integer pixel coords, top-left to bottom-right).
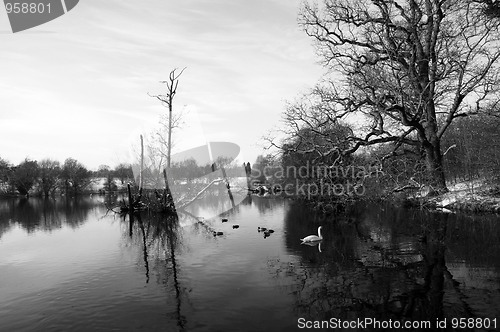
xmin=300 ymin=226 xmax=323 ymax=243
xmin=232 ymin=225 xmax=239 ymax=229
xmin=222 ymin=218 xmax=228 ymax=222
xmin=216 ymin=231 xmax=224 ymax=236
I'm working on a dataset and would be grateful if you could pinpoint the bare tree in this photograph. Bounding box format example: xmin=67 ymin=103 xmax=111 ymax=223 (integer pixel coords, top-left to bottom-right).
xmin=61 ymin=158 xmax=92 ymax=195
xmin=39 ymin=158 xmax=61 ymax=197
xmin=149 ymin=67 xmax=187 ymax=169
xmin=144 ymin=112 xmax=184 ymax=178
xmin=9 ymin=159 xmax=39 ymax=196
xmin=0 ymin=157 xmax=11 ymax=193
xmin=113 ymin=163 xmax=134 ymax=185
xmin=285 ymin=0 xmax=500 ymax=194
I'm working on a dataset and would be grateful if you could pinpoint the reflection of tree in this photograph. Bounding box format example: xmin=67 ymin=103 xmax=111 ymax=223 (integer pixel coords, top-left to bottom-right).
xmin=61 ymin=197 xmax=99 ymax=227
xmin=179 ymin=186 xmax=245 ymax=218
xmin=420 ymin=214 xmax=446 ymax=322
xmin=0 ymin=197 xmax=100 ymax=238
xmin=125 ymin=212 xmax=188 ymax=331
xmin=444 ymin=213 xmax=500 ymax=320
xmin=274 ymin=201 xmax=481 ymax=328
xmin=137 ymin=217 xmax=150 ymax=283
xmin=251 ymin=195 xmax=284 ymax=215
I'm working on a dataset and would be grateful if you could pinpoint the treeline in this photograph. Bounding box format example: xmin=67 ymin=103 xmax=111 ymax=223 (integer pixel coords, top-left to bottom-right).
xmin=138 ymin=156 xmax=247 ymax=190
xmin=375 ymin=114 xmax=500 ymax=192
xmin=442 ymin=115 xmax=500 ymax=184
xmin=257 ymin=114 xmax=500 ymax=205
xmin=0 ymin=157 xmax=134 ymax=197
xmin=0 ymin=154 xmax=248 ymax=197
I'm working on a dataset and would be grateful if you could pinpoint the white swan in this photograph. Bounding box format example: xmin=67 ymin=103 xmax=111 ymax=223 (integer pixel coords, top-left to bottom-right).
xmin=300 ymin=226 xmax=323 ymax=243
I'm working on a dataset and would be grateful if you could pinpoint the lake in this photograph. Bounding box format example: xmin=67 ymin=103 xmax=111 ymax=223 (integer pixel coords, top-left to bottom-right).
xmin=0 ymin=195 xmax=499 ymax=331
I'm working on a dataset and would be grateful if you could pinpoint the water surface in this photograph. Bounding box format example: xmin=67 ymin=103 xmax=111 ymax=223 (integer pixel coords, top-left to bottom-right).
xmin=0 ymin=196 xmax=499 ymax=331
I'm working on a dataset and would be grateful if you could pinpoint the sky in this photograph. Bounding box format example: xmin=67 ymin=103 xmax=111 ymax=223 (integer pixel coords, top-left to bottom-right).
xmin=0 ymin=0 xmax=324 ymax=170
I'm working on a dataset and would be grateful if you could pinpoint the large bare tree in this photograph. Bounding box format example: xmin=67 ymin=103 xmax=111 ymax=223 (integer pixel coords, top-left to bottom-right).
xmin=289 ymin=0 xmax=500 ymax=193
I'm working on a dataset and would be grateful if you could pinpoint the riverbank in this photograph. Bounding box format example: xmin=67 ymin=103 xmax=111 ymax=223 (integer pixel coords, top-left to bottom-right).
xmin=0 ymin=177 xmax=130 ymax=198
xmin=408 ymin=179 xmax=500 ymax=214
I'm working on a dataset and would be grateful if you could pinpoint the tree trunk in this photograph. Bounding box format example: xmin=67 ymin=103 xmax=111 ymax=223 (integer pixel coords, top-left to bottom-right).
xmin=423 ymin=138 xmax=448 ymax=195
xmin=139 ymin=135 xmax=144 ymax=197
xmin=167 ymin=96 xmax=172 ymax=169
xmin=422 ymin=99 xmax=448 ymax=195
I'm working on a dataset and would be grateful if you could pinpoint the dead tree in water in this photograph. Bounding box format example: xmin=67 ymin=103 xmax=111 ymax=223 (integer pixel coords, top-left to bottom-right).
xmin=137 ymin=134 xmax=144 ymax=200
xmin=220 ymin=165 xmax=235 ymax=208
xmin=121 ymin=135 xmax=145 ymax=213
xmin=244 ymin=162 xmax=252 ymax=192
xmin=161 ymin=168 xmax=175 ymax=212
xmin=145 ymin=68 xmax=186 ymax=215
xmin=150 ymin=67 xmax=187 ymax=169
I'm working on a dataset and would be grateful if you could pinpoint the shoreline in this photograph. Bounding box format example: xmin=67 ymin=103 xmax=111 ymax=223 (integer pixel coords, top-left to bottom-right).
xmin=405 ymin=180 xmax=500 ymax=214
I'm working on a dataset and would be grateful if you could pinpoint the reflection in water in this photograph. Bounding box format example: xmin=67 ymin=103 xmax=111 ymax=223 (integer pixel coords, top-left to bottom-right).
xmin=0 ymin=196 xmax=101 ymax=237
xmin=126 ymin=211 xmax=187 ymax=331
xmin=276 ymin=201 xmax=500 ymax=330
xmin=301 ymin=241 xmax=322 ymax=252
xmin=0 ymin=196 xmax=499 ymax=331
xmin=138 ymin=217 xmax=150 ymax=283
xmin=175 ymin=181 xmax=248 ymax=219
xmin=184 ymin=192 xmax=284 ymax=221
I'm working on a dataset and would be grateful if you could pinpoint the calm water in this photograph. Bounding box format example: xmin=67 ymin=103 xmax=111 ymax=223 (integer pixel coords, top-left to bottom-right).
xmin=0 ymin=196 xmax=499 ymax=331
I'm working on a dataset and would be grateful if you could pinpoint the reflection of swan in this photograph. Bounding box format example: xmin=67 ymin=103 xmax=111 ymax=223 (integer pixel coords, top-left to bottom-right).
xmin=300 ymin=226 xmax=323 ymax=243
xmin=301 ymin=241 xmax=322 ymax=252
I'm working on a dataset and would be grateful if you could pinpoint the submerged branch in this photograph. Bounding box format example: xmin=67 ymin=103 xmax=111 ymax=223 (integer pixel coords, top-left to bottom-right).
xmin=176 ymin=178 xmax=223 ymax=210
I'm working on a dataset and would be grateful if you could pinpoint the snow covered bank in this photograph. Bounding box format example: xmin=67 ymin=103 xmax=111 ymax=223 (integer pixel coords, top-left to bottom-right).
xmin=434 ymin=179 xmax=500 ymax=213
